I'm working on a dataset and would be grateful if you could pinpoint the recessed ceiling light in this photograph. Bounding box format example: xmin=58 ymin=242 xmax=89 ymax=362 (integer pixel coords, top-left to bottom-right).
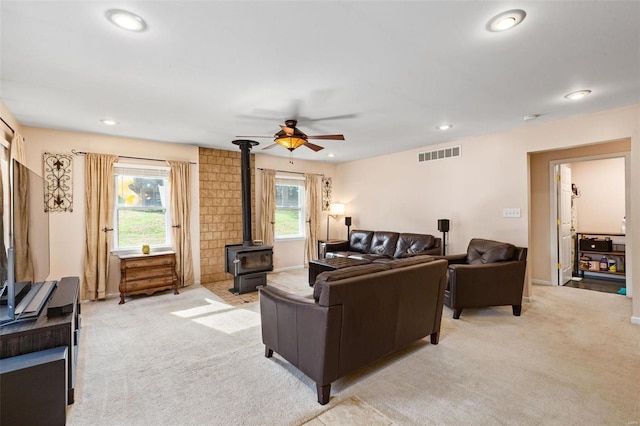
xmin=564 ymin=90 xmax=592 ymax=100
xmin=487 ymin=9 xmax=526 ymax=32
xmin=327 ymin=153 xmax=335 ymax=158
xmin=101 ymin=119 xmax=118 ymax=126
xmin=437 ymin=124 xmax=453 ymax=131
xmin=523 ymin=114 xmax=540 ymax=121
xmin=105 ymin=9 xmax=147 ymax=32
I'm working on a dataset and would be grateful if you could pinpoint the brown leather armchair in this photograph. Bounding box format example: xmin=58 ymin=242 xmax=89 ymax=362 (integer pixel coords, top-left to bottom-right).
xmin=442 ymin=238 xmax=527 ymax=319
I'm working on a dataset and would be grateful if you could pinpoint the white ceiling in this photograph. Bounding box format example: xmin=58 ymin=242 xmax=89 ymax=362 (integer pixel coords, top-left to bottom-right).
xmin=1 ymin=1 xmax=639 ymax=163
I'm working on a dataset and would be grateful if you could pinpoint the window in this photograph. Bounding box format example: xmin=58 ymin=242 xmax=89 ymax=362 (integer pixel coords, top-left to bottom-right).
xmin=275 ymin=177 xmax=305 ymax=239
xmin=113 ymin=164 xmax=171 ymax=251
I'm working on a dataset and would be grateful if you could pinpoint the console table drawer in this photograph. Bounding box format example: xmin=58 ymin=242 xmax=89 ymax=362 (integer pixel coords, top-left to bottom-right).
xmin=123 ymin=276 xmax=175 ymax=292
xmin=118 ymin=251 xmax=179 ymax=304
xmin=122 ymin=256 xmax=175 ymax=269
xmin=123 ymin=265 xmax=174 ymax=281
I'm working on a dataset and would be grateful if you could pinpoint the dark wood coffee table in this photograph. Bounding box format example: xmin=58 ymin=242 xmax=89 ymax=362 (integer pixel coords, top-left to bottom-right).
xmin=308 ymin=257 xmax=370 ymax=286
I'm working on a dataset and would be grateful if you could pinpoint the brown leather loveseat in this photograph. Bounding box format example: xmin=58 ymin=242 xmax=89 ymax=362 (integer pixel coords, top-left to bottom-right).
xmin=322 ymin=230 xmax=442 ymax=260
xmin=259 ymin=258 xmax=448 ymax=405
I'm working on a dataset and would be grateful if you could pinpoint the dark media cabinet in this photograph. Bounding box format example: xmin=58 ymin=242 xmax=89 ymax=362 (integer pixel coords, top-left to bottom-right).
xmin=0 ymin=276 xmax=80 ymax=425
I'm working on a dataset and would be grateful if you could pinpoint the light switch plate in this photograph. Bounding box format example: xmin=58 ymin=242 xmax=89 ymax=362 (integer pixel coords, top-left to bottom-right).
xmin=503 ymin=208 xmax=521 ymax=218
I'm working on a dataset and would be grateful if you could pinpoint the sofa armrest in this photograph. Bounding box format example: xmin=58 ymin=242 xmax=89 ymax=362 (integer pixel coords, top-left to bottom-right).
xmin=323 ymin=240 xmax=350 ymax=253
xmin=438 ymin=253 xmax=467 ymax=264
xmin=259 ymin=286 xmax=342 ymax=386
xmin=448 ymin=261 xmax=527 ymax=306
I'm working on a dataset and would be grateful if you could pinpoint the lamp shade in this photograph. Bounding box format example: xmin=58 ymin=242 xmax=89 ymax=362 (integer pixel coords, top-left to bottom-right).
xmin=275 ymin=136 xmax=307 ymax=151
xmin=329 ymin=203 xmax=345 ymax=215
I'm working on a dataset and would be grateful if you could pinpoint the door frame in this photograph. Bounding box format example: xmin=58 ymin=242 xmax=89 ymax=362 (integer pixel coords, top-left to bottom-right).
xmin=549 ymin=152 xmax=630 ymax=288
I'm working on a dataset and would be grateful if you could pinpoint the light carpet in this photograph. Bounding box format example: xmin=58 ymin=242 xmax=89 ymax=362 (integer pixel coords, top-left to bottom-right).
xmin=67 ymin=269 xmax=640 ymax=425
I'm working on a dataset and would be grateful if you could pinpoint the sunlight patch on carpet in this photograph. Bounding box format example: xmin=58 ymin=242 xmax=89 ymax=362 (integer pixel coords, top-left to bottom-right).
xmin=192 ymin=308 xmax=260 ymax=333
xmin=171 ymin=298 xmax=234 ymax=318
xmin=302 ymin=396 xmax=392 ymax=426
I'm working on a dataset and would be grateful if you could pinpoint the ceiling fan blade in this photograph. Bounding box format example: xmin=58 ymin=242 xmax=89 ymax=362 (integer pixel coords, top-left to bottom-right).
xmin=305 ymin=113 xmax=357 ymax=122
xmin=279 ymin=125 xmax=295 ymax=136
xmin=235 ymin=135 xmax=273 ymax=138
xmin=302 ymin=141 xmax=325 ymax=151
xmin=306 ymin=134 xmax=345 ymax=140
xmin=261 ymin=143 xmax=279 ymax=150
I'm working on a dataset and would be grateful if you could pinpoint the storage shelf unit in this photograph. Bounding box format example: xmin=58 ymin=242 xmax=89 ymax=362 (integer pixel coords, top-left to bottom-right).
xmin=574 ymin=232 xmax=625 ymax=278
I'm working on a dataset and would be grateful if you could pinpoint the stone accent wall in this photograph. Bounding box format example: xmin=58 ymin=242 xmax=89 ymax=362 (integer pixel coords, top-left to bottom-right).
xmin=199 ymin=147 xmax=255 ymax=284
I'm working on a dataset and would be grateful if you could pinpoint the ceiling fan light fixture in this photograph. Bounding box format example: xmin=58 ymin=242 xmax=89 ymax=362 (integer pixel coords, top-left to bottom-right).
xmin=106 ymin=9 xmax=147 ymax=32
xmin=486 ymin=9 xmax=526 ymax=32
xmin=275 ymin=136 xmax=307 ymax=151
xmin=564 ymin=90 xmax=592 ymax=100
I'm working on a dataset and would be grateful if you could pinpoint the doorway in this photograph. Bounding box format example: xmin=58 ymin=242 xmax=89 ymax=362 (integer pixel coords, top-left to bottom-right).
xmin=551 ymin=154 xmax=628 ymax=291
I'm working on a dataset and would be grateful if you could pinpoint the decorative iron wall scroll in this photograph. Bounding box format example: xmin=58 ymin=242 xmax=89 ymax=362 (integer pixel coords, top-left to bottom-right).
xmin=43 ymin=152 xmax=73 ymax=212
xmin=322 ymin=177 xmax=332 ymax=211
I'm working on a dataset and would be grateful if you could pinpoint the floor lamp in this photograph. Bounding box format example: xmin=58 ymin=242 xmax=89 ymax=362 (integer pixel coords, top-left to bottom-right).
xmin=326 ymin=203 xmax=345 ymax=239
xmin=438 ymin=219 xmax=450 ymax=256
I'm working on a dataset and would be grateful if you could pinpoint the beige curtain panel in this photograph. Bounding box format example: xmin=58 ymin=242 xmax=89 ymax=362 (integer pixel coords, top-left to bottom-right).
xmin=83 ymin=153 xmax=117 ymax=300
xmin=305 ymin=174 xmax=321 ymax=266
xmin=168 ymin=160 xmax=194 ymax=288
xmin=259 ymin=169 xmax=276 ymax=246
xmin=12 ymin=160 xmax=34 ymax=283
xmin=0 ymin=152 xmax=6 ymax=285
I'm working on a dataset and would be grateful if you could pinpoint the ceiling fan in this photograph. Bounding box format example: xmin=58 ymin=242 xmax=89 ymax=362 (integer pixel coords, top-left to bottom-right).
xmin=237 ymin=119 xmax=345 ymax=162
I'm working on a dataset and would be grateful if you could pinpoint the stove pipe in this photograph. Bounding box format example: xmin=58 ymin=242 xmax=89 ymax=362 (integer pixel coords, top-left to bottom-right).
xmin=232 ymin=139 xmax=259 ymax=247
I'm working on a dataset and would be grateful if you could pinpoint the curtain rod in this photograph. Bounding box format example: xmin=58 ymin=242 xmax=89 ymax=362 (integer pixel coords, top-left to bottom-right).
xmin=1 ymin=117 xmax=15 ymax=134
xmin=71 ymin=149 xmax=196 ymax=164
xmin=257 ymin=167 xmax=324 ymax=177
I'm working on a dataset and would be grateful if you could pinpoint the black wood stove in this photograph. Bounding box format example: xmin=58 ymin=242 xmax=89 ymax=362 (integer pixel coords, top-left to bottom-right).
xmin=225 ymin=140 xmax=273 ymax=294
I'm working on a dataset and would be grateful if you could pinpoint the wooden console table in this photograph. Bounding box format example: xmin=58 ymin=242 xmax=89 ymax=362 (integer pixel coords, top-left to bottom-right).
xmin=118 ymin=251 xmax=179 ymax=304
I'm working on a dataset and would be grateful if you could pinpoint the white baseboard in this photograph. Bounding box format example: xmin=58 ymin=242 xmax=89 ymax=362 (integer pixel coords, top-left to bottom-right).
xmin=532 ymin=279 xmax=552 ymax=286
xmin=631 ymin=316 xmax=640 ymax=326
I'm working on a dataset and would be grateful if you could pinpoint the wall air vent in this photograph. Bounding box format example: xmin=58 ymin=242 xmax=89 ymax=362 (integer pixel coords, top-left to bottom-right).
xmin=417 ymin=145 xmax=461 ymax=163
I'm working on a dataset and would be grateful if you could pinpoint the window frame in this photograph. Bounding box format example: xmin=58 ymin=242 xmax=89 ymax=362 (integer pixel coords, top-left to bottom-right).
xmin=112 ymin=163 xmax=172 ymax=254
xmin=274 ymin=176 xmax=306 ymax=241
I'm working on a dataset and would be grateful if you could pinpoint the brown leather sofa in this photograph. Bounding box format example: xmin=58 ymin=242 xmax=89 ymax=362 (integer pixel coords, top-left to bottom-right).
xmin=322 ymin=230 xmax=442 ymax=260
xmin=259 ymin=258 xmax=448 ymax=405
xmin=442 ymin=238 xmax=528 ymax=319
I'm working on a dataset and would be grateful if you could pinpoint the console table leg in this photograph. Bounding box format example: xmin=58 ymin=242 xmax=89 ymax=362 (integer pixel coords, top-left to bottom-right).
xmin=119 ymin=293 xmax=125 ymax=305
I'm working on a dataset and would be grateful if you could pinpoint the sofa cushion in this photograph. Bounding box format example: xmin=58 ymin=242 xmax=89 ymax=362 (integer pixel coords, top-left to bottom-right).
xmin=394 ymin=233 xmax=437 ymax=258
xmin=374 ymin=255 xmax=435 ymax=269
xmin=349 ymin=230 xmax=374 ymax=254
xmin=466 ymin=238 xmax=516 ymax=265
xmin=368 ymin=231 xmax=399 ymax=257
xmin=313 ymin=264 xmax=390 ymax=302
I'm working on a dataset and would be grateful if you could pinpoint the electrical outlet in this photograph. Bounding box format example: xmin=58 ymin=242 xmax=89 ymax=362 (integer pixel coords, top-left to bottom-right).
xmin=503 ymin=208 xmax=521 ymax=218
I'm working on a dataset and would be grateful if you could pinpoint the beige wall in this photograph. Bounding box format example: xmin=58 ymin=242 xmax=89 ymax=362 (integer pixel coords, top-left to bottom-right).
xmin=254 ymin=154 xmax=337 ymax=271
xmin=570 ymin=157 xmax=625 ymax=234
xmin=335 ymin=104 xmax=639 ymax=323
xmin=21 ymin=126 xmax=200 ymax=297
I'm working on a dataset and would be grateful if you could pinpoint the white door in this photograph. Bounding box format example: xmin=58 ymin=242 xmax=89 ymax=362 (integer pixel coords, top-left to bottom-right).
xmin=558 ymin=164 xmax=574 ymax=285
